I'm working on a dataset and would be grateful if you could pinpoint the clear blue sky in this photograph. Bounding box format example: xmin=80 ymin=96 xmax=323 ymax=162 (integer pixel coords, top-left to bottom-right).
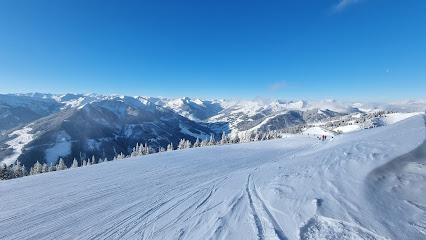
xmin=0 ymin=0 xmax=425 ymax=101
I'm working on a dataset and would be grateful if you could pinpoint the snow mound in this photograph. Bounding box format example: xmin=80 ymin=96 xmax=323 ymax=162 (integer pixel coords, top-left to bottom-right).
xmin=300 ymin=215 xmax=387 ymax=240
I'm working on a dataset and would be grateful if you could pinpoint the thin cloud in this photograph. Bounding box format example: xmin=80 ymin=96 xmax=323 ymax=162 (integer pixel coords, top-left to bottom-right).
xmin=268 ymin=81 xmax=286 ymax=92
xmin=334 ymin=0 xmax=363 ymax=12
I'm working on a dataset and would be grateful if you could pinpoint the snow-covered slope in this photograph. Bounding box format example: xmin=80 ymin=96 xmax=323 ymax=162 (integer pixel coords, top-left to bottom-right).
xmin=0 ymin=115 xmax=425 ymax=239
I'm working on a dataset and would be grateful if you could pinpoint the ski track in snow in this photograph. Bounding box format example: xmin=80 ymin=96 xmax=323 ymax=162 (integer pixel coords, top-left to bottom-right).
xmin=0 ymin=115 xmax=425 ymax=239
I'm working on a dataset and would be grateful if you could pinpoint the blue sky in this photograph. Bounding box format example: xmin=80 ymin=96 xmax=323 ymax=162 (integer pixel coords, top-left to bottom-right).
xmin=0 ymin=0 xmax=425 ymax=101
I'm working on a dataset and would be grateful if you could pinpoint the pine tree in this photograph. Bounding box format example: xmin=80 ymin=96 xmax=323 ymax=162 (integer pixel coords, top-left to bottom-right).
xmin=21 ymin=165 xmax=27 ymax=176
xmin=184 ymin=140 xmax=192 ymax=149
xmin=178 ymin=139 xmax=185 ymax=150
xmin=200 ymin=138 xmax=208 ymax=147
xmin=220 ymin=132 xmax=228 ymax=145
xmin=232 ymin=134 xmax=240 ymax=144
xmin=158 ymin=147 xmax=165 ymax=152
xmin=104 ymin=157 xmax=108 ymax=162
xmin=0 ymin=163 xmax=9 ymax=180
xmin=56 ymin=158 xmax=67 ymax=170
xmin=137 ymin=143 xmax=143 ymax=156
xmin=193 ymin=137 xmax=201 ymax=147
xmin=116 ymin=152 xmax=125 ymax=160
xmin=87 ymin=158 xmax=92 ymax=165
xmin=146 ymin=145 xmax=155 ymax=154
xmin=91 ymin=155 xmax=96 ymax=165
xmin=49 ymin=162 xmax=56 ymax=172
xmin=31 ymin=161 xmax=43 ymax=175
xmin=144 ymin=143 xmax=150 ymax=155
xmin=167 ymin=143 xmax=174 ymax=151
xmin=208 ymin=135 xmax=216 ymax=146
xmin=98 ymin=158 xmax=103 ymax=164
xmin=12 ymin=160 xmax=23 ymax=178
xmin=71 ymin=158 xmax=79 ymax=168
xmin=83 ymin=160 xmax=87 ymax=166
xmin=41 ymin=163 xmax=48 ymax=173
xmin=254 ymin=133 xmax=260 ymax=141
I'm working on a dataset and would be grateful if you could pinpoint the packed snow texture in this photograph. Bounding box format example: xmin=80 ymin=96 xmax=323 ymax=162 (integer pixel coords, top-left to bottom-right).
xmin=0 ymin=115 xmax=425 ymax=240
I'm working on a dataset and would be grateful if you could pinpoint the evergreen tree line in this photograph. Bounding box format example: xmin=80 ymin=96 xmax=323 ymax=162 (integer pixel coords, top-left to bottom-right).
xmin=322 ymin=110 xmax=396 ymax=134
xmin=0 ymin=130 xmax=284 ymax=181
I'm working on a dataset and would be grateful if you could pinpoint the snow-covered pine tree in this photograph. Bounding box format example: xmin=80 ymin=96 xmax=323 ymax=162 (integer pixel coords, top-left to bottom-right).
xmin=21 ymin=165 xmax=27 ymax=176
xmin=193 ymin=137 xmax=201 ymax=147
xmin=178 ymin=139 xmax=185 ymax=150
xmin=117 ymin=152 xmax=125 ymax=160
xmin=83 ymin=160 xmax=87 ymax=166
xmin=144 ymin=143 xmax=150 ymax=155
xmin=232 ymin=134 xmax=240 ymax=144
xmin=0 ymin=163 xmax=9 ymax=180
xmin=200 ymin=138 xmax=208 ymax=147
xmin=131 ymin=147 xmax=136 ymax=157
xmin=71 ymin=158 xmax=79 ymax=168
xmin=56 ymin=158 xmax=67 ymax=171
xmin=12 ymin=160 xmax=23 ymax=178
xmin=87 ymin=158 xmax=92 ymax=165
xmin=49 ymin=162 xmax=56 ymax=172
xmin=31 ymin=161 xmax=43 ymax=175
xmin=98 ymin=158 xmax=102 ymax=164
xmin=220 ymin=132 xmax=228 ymax=145
xmin=41 ymin=163 xmax=48 ymax=173
xmin=147 ymin=145 xmax=155 ymax=154
xmin=167 ymin=143 xmax=174 ymax=151
xmin=137 ymin=143 xmax=143 ymax=156
xmin=104 ymin=157 xmax=108 ymax=162
xmin=91 ymin=155 xmax=96 ymax=165
xmin=254 ymin=133 xmax=260 ymax=141
xmin=184 ymin=140 xmax=192 ymax=149
xmin=208 ymin=135 xmax=216 ymax=146
xmin=158 ymin=147 xmax=165 ymax=152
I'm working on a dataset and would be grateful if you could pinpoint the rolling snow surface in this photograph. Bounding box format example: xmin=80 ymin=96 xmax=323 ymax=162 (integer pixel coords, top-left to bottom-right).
xmin=0 ymin=115 xmax=425 ymax=239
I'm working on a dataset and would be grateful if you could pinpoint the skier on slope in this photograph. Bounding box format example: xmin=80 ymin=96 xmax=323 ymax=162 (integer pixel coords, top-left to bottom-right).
xmin=322 ymin=135 xmax=324 ymax=141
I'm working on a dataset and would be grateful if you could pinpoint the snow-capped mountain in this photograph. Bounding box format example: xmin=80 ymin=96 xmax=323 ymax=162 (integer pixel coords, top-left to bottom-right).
xmin=1 ymin=93 xmax=425 ymax=167
xmin=0 ymin=95 xmax=215 ymax=167
xmin=0 ymin=94 xmax=62 ymax=133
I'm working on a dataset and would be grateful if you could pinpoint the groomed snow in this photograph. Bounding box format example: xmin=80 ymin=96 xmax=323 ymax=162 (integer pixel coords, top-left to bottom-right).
xmin=0 ymin=115 xmax=425 ymax=239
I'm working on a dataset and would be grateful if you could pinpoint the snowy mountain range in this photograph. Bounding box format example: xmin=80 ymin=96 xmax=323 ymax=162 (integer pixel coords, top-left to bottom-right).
xmin=1 ymin=113 xmax=425 ymax=239
xmin=1 ymin=93 xmax=425 ymax=168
